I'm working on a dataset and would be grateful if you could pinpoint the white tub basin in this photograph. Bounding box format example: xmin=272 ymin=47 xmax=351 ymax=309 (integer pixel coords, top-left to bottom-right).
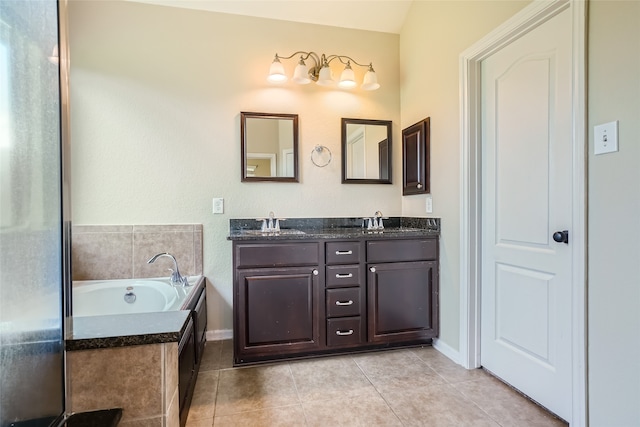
xmin=72 ymin=279 xmax=180 ymax=317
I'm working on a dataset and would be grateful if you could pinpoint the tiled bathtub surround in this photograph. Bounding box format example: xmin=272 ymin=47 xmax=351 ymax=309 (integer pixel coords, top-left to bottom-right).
xmin=67 ymin=342 xmax=179 ymax=426
xmin=72 ymin=224 xmax=203 ymax=281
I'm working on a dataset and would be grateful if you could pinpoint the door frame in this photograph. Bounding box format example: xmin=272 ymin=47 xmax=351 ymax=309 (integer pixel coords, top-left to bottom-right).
xmin=458 ymin=0 xmax=587 ymax=424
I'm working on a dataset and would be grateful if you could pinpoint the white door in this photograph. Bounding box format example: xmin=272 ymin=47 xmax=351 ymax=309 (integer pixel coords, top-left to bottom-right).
xmin=480 ymin=7 xmax=572 ymax=420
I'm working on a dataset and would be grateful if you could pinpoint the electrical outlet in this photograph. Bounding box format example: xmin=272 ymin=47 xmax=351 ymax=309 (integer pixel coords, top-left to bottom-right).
xmin=213 ymin=198 xmax=224 ymax=214
xmin=425 ymin=194 xmax=433 ymax=213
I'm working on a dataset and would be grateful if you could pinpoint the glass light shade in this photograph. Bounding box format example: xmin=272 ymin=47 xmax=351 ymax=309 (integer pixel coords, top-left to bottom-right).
xmin=338 ymin=66 xmax=356 ymax=89
xmin=361 ymin=69 xmax=380 ymax=90
xmin=316 ymin=65 xmax=334 ymax=86
xmin=292 ymin=62 xmax=311 ymax=84
xmin=267 ymin=59 xmax=287 ymax=83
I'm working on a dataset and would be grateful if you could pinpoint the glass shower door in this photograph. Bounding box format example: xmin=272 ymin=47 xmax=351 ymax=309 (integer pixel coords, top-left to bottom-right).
xmin=0 ymin=1 xmax=65 ymax=425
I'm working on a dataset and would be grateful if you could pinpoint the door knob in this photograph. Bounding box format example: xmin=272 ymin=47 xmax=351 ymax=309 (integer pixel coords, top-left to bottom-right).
xmin=553 ymin=230 xmax=569 ymax=244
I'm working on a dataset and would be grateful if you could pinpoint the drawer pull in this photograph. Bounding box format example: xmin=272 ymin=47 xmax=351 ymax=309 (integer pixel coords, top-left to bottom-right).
xmin=335 ymin=329 xmax=354 ymax=336
xmin=335 ymin=250 xmax=353 ymax=255
xmin=335 ymin=300 xmax=354 ymax=306
xmin=335 ymin=273 xmax=353 ymax=279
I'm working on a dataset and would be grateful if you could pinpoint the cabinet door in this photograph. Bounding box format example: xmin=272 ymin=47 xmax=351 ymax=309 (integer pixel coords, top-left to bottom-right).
xmin=235 ymin=266 xmax=322 ymax=363
xmin=367 ymin=261 xmax=438 ymax=344
xmin=178 ymin=318 xmax=195 ymax=422
xmin=193 ymin=289 xmax=207 ymax=364
xmin=402 ymin=117 xmax=430 ymax=195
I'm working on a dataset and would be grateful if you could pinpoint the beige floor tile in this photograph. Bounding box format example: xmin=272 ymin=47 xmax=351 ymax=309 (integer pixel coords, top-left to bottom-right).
xmin=185 ymin=418 xmax=213 ymax=427
xmin=219 ymin=339 xmax=234 ymax=370
xmin=199 ymin=341 xmax=223 ymax=372
xmin=382 ymin=382 xmax=500 ymax=426
xmin=186 ymin=370 xmax=220 ymax=422
xmin=290 ymin=356 xmax=374 ymax=402
xmin=213 ymin=404 xmax=306 ymax=426
xmin=215 ymin=364 xmax=300 ymax=416
xmin=353 ymin=349 xmax=444 ymax=394
xmin=302 ymin=387 xmax=402 ymax=427
xmin=454 ymin=375 xmax=568 ymax=427
xmin=411 ymin=346 xmax=488 ymax=384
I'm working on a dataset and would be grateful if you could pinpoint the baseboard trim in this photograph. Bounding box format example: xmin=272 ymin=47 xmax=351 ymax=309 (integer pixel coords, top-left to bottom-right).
xmin=433 ymin=338 xmax=463 ymax=366
xmin=206 ymin=329 xmax=232 ymax=341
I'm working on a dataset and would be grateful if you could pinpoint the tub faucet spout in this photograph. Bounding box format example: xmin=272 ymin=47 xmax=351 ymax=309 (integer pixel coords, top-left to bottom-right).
xmin=147 ymin=252 xmax=190 ymax=287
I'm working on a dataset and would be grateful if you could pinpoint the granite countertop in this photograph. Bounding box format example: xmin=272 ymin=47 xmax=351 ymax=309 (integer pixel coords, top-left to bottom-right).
xmin=228 ymin=216 xmax=440 ymax=241
xmin=65 ymin=310 xmax=191 ymax=351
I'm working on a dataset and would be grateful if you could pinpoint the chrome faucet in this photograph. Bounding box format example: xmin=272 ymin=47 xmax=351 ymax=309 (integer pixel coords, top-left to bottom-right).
xmin=147 ymin=252 xmax=190 ymax=287
xmin=364 ymin=211 xmax=385 ymax=231
xmin=257 ymin=211 xmax=282 ymax=233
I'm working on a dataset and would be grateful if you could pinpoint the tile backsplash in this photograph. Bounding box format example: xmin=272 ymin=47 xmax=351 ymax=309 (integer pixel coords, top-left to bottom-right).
xmin=72 ymin=224 xmax=203 ymax=281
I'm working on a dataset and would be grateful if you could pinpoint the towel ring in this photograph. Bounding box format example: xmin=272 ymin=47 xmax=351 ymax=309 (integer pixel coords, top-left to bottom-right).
xmin=310 ymin=145 xmax=332 ymax=168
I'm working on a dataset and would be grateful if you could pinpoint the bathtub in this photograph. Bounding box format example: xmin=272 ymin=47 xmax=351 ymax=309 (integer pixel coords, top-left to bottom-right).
xmin=72 ymin=276 xmax=201 ymax=317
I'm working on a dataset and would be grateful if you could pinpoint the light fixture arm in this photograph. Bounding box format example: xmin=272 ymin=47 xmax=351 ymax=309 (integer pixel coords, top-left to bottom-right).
xmin=323 ymin=54 xmax=371 ymax=69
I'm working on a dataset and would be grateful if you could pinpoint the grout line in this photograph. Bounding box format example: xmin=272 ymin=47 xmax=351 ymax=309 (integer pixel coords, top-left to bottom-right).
xmin=349 ymin=354 xmax=406 ymax=426
xmin=287 ymin=363 xmax=310 ymax=426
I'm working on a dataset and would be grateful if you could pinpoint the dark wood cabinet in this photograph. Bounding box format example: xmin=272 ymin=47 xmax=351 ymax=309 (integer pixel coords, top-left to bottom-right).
xmin=324 ymin=241 xmax=366 ymax=349
xmin=178 ymin=318 xmax=195 ymax=419
xmin=366 ymin=238 xmax=438 ymax=344
xmin=233 ymin=241 xmax=323 ymax=364
xmin=179 ymin=279 xmax=207 ymax=427
xmin=232 ymin=235 xmax=438 ymax=365
xmin=402 ymin=117 xmax=430 ymax=195
xmin=368 ymin=261 xmax=438 ymax=344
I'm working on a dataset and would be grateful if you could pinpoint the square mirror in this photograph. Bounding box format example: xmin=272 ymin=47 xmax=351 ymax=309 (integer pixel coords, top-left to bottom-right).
xmin=241 ymin=112 xmax=299 ymax=182
xmin=341 ymin=118 xmax=392 ymax=184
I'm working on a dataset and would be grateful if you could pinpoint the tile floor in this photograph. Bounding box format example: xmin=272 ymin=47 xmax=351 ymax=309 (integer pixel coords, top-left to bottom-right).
xmin=186 ymin=340 xmax=567 ymax=426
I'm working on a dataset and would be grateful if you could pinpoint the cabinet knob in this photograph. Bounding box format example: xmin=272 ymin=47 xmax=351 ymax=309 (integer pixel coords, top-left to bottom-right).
xmin=369 ymin=267 xmax=376 ymax=273
xmin=312 ymin=269 xmax=318 ymax=276
xmin=417 ymin=183 xmax=423 ymax=189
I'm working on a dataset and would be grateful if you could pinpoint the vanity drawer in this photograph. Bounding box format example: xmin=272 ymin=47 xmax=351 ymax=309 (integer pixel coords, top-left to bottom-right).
xmin=327 ymin=317 xmax=363 ymax=347
xmin=366 ymin=239 xmax=437 ymax=263
xmin=326 ymin=241 xmax=361 ymax=265
xmin=326 ymin=288 xmax=361 ymax=318
xmin=325 ymin=265 xmax=361 ymax=287
xmin=235 ymin=242 xmax=320 ymax=268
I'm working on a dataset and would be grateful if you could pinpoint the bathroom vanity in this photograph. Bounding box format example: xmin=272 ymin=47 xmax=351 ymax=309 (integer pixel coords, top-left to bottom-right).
xmin=229 ymin=217 xmax=439 ymax=365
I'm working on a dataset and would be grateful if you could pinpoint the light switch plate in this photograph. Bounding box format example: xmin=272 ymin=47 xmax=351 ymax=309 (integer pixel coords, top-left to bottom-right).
xmin=213 ymin=198 xmax=224 ymax=214
xmin=594 ymin=121 xmax=618 ymax=155
xmin=425 ymin=194 xmax=433 ymax=213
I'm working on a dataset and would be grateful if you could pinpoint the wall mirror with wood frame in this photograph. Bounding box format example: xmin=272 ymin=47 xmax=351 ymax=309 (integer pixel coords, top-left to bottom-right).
xmin=341 ymin=118 xmax=392 ymax=184
xmin=241 ymin=112 xmax=299 ymax=182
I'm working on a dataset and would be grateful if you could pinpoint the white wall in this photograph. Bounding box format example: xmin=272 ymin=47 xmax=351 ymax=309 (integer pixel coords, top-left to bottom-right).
xmin=67 ymin=0 xmax=401 ymax=334
xmin=399 ymin=0 xmax=529 ymax=353
xmin=588 ymin=1 xmax=640 ymax=424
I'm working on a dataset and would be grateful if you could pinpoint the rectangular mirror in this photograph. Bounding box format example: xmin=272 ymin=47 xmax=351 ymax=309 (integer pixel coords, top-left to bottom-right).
xmin=241 ymin=112 xmax=299 ymax=182
xmin=341 ymin=118 xmax=392 ymax=184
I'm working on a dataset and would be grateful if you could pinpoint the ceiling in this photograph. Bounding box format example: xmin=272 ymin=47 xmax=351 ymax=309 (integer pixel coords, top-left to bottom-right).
xmin=128 ymin=0 xmax=413 ymax=34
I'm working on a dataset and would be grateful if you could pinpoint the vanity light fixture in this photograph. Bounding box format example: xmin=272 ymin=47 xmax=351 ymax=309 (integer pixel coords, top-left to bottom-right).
xmin=267 ymin=51 xmax=380 ymax=91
